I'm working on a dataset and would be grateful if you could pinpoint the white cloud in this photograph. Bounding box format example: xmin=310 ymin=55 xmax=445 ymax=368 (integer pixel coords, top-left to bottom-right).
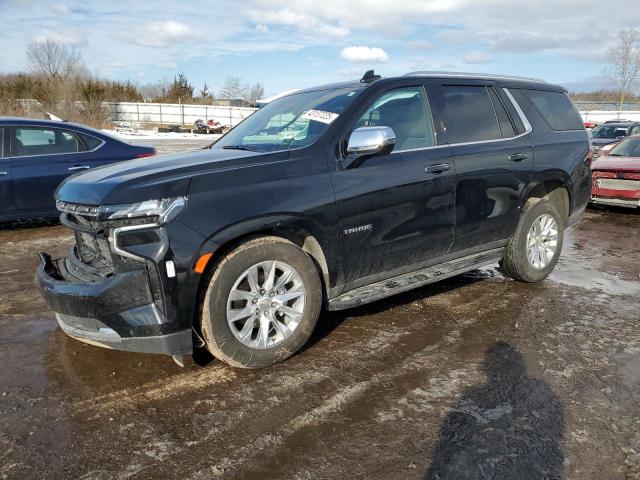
xmin=33 ymin=31 xmax=86 ymax=47
xmin=340 ymin=46 xmax=389 ymax=63
xmin=255 ymin=24 xmax=269 ymax=33
xmin=247 ymin=7 xmax=349 ymax=37
xmin=135 ymin=21 xmax=198 ymax=47
xmin=407 ymin=40 xmax=434 ymax=51
xmin=463 ymin=51 xmax=492 ymax=64
xmin=107 ymin=61 xmax=126 ymax=69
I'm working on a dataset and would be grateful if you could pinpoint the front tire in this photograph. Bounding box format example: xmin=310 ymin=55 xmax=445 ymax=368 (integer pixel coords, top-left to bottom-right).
xmin=200 ymin=236 xmax=322 ymax=368
xmin=501 ymin=198 xmax=564 ymax=283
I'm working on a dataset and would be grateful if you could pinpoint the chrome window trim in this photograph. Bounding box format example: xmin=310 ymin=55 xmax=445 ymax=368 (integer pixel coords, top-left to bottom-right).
xmin=502 ymin=88 xmax=533 ymax=134
xmin=389 ymin=87 xmax=533 ymax=155
xmin=8 ymin=125 xmax=106 ymax=159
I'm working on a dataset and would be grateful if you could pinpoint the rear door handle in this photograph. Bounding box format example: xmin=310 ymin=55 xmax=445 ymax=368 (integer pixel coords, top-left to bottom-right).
xmin=508 ymin=153 xmax=528 ymax=162
xmin=425 ymin=163 xmax=450 ymax=174
xmin=68 ymin=165 xmax=90 ymax=171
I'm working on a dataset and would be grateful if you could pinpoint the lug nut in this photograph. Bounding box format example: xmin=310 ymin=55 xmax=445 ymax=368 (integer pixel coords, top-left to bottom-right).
xmin=269 ymin=291 xmax=275 ymax=297
xmin=255 ymin=308 xmax=260 ymax=315
xmin=260 ymin=289 xmax=266 ymax=295
xmin=271 ymin=302 xmax=277 ymax=308
xmin=252 ymin=298 xmax=258 ymax=304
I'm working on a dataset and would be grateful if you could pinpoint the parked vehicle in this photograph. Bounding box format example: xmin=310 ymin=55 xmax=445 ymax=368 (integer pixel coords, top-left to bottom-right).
xmin=194 ymin=119 xmax=224 ymax=134
xmin=591 ymin=135 xmax=640 ymax=209
xmin=36 ymin=71 xmax=591 ymax=368
xmin=590 ymin=121 xmax=640 ymax=155
xmin=0 ymin=117 xmax=156 ymax=222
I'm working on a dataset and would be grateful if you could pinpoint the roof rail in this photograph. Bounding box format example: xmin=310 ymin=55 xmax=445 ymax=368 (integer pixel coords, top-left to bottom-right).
xmin=403 ymin=71 xmax=547 ymax=83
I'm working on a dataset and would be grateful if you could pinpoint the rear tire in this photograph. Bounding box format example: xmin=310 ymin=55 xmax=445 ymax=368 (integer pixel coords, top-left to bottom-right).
xmin=501 ymin=198 xmax=564 ymax=283
xmin=201 ymin=236 xmax=322 ymax=368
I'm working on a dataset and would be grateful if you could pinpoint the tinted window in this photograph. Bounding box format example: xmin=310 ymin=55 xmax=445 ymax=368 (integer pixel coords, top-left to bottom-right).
xmin=77 ymin=132 xmax=102 ymax=150
xmin=591 ymin=125 xmax=629 ymax=139
xmin=629 ymin=125 xmax=640 ymax=135
xmin=443 ymin=86 xmax=501 ymax=143
xmin=488 ymin=88 xmax=516 ymax=137
xmin=12 ymin=127 xmax=80 ymax=157
xmin=521 ymin=89 xmax=583 ymax=131
xmin=355 ymin=87 xmax=436 ymax=151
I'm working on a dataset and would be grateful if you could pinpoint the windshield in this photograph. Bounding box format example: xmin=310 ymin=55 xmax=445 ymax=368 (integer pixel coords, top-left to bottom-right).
xmin=608 ymin=137 xmax=640 ymax=157
xmin=212 ymin=86 xmax=363 ymax=153
xmin=591 ymin=125 xmax=629 ymax=139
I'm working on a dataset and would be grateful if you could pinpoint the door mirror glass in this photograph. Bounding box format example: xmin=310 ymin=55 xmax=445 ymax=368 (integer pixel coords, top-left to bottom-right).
xmin=347 ymin=126 xmax=396 ymax=157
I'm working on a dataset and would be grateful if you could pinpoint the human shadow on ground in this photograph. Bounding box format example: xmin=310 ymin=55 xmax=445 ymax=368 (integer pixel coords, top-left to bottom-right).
xmin=424 ymin=342 xmax=564 ymax=480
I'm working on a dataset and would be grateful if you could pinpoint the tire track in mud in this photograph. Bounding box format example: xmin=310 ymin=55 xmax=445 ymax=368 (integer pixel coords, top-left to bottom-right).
xmin=127 ymin=277 xmax=523 ymax=479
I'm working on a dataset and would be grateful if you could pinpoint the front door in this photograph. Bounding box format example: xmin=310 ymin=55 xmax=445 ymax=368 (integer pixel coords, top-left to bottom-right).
xmin=331 ymin=85 xmax=456 ymax=290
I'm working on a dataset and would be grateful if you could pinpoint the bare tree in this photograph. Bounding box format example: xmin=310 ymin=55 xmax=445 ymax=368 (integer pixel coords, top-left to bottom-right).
xmin=246 ymin=82 xmax=265 ymax=104
xmin=604 ymin=29 xmax=640 ymax=108
xmin=218 ymin=76 xmax=244 ymax=99
xmin=26 ymin=40 xmax=82 ymax=81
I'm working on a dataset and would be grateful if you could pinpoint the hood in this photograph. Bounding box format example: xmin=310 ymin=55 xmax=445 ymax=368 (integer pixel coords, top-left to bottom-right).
xmin=591 ymin=138 xmax=619 ymax=146
xmin=55 ymin=148 xmax=263 ymax=205
xmin=592 ymin=155 xmax=640 ymax=172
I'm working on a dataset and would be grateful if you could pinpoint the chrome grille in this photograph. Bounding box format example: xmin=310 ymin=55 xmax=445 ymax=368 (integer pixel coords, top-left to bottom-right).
xmin=595 ymin=178 xmax=640 ymax=190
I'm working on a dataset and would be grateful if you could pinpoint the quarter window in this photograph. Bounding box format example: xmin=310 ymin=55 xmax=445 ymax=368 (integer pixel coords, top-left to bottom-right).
xmin=355 ymin=87 xmax=436 ymax=151
xmin=488 ymin=88 xmax=516 ymax=137
xmin=442 ymin=86 xmax=502 ymax=143
xmin=11 ymin=127 xmax=81 ymax=157
xmin=521 ymin=89 xmax=583 ymax=131
xmin=77 ymin=132 xmax=103 ymax=151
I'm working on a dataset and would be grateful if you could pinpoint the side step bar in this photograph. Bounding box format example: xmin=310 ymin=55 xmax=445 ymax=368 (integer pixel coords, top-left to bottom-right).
xmin=327 ymin=248 xmax=504 ymax=311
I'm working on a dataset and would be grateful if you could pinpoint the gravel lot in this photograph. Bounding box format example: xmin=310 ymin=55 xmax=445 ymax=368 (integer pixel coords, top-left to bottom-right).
xmin=0 ymin=142 xmax=638 ymax=479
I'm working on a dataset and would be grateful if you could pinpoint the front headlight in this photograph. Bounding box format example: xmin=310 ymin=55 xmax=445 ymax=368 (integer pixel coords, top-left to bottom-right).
xmin=98 ymin=196 xmax=187 ymax=224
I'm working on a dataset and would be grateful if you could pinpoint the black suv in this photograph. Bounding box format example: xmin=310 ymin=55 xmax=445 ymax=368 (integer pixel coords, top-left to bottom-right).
xmin=36 ymin=71 xmax=591 ymax=368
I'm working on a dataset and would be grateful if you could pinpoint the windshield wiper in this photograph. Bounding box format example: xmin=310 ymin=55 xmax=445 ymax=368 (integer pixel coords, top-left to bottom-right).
xmin=222 ymin=145 xmax=258 ymax=152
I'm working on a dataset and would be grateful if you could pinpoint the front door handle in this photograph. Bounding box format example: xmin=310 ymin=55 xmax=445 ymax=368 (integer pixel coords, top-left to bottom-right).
xmin=68 ymin=165 xmax=90 ymax=171
xmin=0 ymin=171 xmax=8 ymax=176
xmin=425 ymin=163 xmax=450 ymax=175
xmin=508 ymin=153 xmax=528 ymax=162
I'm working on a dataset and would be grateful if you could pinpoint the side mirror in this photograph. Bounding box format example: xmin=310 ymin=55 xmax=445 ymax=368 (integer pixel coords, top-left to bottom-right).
xmin=347 ymin=126 xmax=396 ymax=158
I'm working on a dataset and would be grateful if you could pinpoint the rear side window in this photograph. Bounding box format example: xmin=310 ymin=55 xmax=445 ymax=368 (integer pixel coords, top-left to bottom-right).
xmin=12 ymin=127 xmax=81 ymax=157
xmin=521 ymin=89 xmax=583 ymax=131
xmin=77 ymin=132 xmax=103 ymax=151
xmin=442 ymin=86 xmax=501 ymax=143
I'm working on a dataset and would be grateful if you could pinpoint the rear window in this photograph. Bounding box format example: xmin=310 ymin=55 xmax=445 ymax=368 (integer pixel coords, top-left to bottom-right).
xmin=521 ymin=89 xmax=583 ymax=131
xmin=442 ymin=85 xmax=501 ymax=143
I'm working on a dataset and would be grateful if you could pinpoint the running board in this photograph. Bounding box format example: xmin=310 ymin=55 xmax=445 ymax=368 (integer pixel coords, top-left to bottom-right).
xmin=327 ymin=248 xmax=503 ymax=311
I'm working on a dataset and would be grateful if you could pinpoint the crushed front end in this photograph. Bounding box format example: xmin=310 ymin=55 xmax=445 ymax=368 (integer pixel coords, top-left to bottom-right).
xmin=35 ymin=198 xmax=194 ymax=356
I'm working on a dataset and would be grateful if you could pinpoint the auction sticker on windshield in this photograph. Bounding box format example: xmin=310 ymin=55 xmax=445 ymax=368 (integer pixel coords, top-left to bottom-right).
xmin=302 ymin=109 xmax=339 ymax=124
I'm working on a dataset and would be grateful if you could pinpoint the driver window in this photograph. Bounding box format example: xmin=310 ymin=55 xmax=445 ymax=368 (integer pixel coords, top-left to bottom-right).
xmin=355 ymin=86 xmax=436 ymax=151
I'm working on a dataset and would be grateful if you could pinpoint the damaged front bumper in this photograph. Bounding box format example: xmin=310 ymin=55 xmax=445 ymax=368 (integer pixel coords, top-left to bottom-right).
xmin=35 ymin=210 xmax=195 ymax=356
xmin=36 ymin=253 xmax=191 ymax=355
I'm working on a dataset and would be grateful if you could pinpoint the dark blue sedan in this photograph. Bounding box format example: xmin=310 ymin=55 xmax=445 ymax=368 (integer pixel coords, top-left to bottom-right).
xmin=0 ymin=117 xmax=156 ymax=222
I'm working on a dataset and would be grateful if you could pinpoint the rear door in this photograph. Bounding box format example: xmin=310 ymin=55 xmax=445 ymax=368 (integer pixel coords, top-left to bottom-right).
xmin=436 ymin=83 xmax=533 ymax=254
xmin=0 ymin=127 xmax=13 ymax=219
xmin=9 ymin=125 xmax=93 ymax=217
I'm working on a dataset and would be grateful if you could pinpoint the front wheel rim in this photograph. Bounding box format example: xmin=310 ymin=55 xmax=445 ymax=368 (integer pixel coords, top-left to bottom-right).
xmin=226 ymin=260 xmax=306 ymax=349
xmin=526 ymin=213 xmax=559 ymax=269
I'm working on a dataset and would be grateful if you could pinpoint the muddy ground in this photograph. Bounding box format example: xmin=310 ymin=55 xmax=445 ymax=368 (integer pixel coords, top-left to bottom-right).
xmin=0 ymin=206 xmax=639 ymax=480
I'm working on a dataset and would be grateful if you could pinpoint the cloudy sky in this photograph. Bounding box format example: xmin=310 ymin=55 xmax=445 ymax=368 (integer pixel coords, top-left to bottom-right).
xmin=2 ymin=0 xmax=640 ymax=96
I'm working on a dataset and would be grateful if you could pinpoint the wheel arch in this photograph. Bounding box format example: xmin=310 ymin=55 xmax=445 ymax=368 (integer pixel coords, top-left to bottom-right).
xmin=521 ymin=179 xmax=570 ymax=221
xmin=192 ymin=215 xmax=335 ymax=318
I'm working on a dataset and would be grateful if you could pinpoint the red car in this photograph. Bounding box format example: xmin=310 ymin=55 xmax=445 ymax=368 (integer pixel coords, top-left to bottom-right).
xmin=591 ymin=134 xmax=640 ymax=208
